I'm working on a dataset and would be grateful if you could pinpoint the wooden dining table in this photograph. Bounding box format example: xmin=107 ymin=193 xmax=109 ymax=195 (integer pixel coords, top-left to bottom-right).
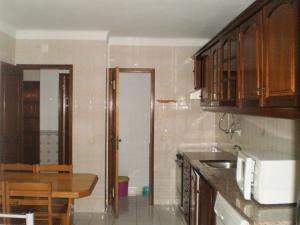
xmin=0 ymin=171 xmax=99 ymax=224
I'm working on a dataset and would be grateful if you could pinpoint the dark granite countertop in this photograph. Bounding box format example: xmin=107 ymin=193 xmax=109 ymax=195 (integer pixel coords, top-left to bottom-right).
xmin=183 ymin=151 xmax=296 ymax=225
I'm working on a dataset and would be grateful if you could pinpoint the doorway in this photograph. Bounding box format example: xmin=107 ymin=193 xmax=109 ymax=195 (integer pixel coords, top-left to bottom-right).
xmin=22 ymin=68 xmax=71 ymax=164
xmin=19 ymin=64 xmax=73 ymax=165
xmin=0 ymin=63 xmax=72 ymax=165
xmin=107 ymin=68 xmax=155 ymax=218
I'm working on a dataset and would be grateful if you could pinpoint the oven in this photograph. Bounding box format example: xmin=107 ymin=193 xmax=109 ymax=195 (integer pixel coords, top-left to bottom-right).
xmin=190 ymin=168 xmax=200 ymax=225
xmin=175 ymin=153 xmax=183 ymax=210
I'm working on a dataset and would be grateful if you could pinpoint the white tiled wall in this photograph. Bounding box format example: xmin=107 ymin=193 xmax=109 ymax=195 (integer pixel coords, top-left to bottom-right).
xmin=110 ymin=45 xmax=216 ymax=204
xmin=215 ymin=113 xmax=300 ymax=156
xmin=40 ymin=130 xmax=59 ymax=164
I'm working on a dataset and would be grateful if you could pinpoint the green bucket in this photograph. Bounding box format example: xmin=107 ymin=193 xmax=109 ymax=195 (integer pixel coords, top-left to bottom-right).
xmin=143 ymin=186 xmax=150 ymax=196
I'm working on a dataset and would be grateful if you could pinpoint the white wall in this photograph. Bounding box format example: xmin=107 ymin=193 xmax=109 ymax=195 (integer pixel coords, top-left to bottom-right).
xmin=23 ymin=70 xmax=40 ymax=81
xmin=216 ymin=113 xmax=300 ymax=157
xmin=40 ymin=69 xmax=68 ymax=131
xmin=23 ymin=69 xmax=68 ymax=164
xmin=0 ymin=31 xmax=15 ymax=64
xmin=119 ymin=73 xmax=151 ymax=194
xmin=40 ymin=70 xmax=59 ymax=131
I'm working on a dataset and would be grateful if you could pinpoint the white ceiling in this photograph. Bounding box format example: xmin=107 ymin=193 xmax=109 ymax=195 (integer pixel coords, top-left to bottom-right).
xmin=0 ymin=0 xmax=255 ymax=40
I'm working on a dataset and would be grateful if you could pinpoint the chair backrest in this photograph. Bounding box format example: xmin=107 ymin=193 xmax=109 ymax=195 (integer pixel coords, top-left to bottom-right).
xmin=36 ymin=164 xmax=73 ymax=173
xmin=5 ymin=182 xmax=53 ymax=225
xmin=1 ymin=163 xmax=35 ymax=173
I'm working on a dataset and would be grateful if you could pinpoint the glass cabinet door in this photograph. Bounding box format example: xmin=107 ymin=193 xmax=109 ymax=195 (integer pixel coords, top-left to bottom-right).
xmin=229 ymin=37 xmax=238 ymax=101
xmin=211 ymin=48 xmax=220 ymax=103
xmin=220 ymin=31 xmax=238 ymax=106
xmin=222 ymin=41 xmax=229 ymax=101
xmin=229 ymin=37 xmax=238 ymax=102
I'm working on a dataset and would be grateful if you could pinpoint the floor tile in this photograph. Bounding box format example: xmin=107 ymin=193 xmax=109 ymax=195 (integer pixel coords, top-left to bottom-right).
xmin=74 ymin=196 xmax=186 ymax=225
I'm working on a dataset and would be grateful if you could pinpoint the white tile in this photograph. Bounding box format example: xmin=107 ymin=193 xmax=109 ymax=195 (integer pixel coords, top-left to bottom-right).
xmin=74 ymin=196 xmax=187 ymax=225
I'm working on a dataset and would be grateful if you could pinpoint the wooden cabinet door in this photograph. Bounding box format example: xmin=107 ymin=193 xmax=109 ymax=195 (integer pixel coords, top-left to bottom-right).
xmin=199 ymin=175 xmax=215 ymax=225
xmin=0 ymin=62 xmax=23 ymax=163
xmin=263 ymin=0 xmax=298 ymax=107
xmin=239 ymin=12 xmax=263 ymax=107
xmin=194 ymin=56 xmax=202 ymax=90
xmin=23 ymin=81 xmax=40 ymax=164
xmin=200 ymin=51 xmax=211 ymax=106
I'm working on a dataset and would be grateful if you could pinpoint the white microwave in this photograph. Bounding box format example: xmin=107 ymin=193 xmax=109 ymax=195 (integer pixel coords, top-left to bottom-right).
xmin=236 ymin=150 xmax=300 ymax=204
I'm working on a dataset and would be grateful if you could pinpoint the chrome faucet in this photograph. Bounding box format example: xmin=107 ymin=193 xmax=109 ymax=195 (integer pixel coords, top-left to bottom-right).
xmin=232 ymin=145 xmax=242 ymax=152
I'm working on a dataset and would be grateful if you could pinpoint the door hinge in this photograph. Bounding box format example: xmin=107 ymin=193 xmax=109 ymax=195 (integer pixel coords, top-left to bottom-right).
xmin=111 ymin=80 xmax=116 ymax=90
xmin=112 ymin=187 xmax=115 ymax=198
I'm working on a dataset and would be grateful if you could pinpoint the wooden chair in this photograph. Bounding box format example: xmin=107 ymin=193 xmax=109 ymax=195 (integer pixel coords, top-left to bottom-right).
xmin=5 ymin=182 xmax=67 ymax=225
xmin=1 ymin=163 xmax=36 ymax=173
xmin=35 ymin=164 xmax=73 ymax=225
xmin=0 ymin=182 xmax=6 ymax=224
xmin=35 ymin=164 xmax=73 ymax=174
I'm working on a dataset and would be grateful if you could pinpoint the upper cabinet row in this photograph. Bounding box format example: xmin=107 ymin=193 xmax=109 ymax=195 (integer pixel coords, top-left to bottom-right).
xmin=193 ymin=0 xmax=299 ymax=117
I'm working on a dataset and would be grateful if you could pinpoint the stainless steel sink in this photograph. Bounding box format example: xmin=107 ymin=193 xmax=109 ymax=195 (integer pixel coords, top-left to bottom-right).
xmin=201 ymin=160 xmax=237 ymax=169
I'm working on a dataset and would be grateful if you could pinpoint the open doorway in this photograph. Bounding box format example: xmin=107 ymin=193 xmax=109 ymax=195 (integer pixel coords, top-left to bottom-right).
xmin=19 ymin=65 xmax=73 ymax=165
xmin=0 ymin=63 xmax=72 ymax=165
xmin=107 ymin=68 xmax=155 ymax=218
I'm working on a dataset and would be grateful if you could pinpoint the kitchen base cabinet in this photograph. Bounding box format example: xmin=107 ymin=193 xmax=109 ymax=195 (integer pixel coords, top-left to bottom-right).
xmin=190 ymin=167 xmax=216 ymax=225
xmin=198 ymin=174 xmax=216 ymax=225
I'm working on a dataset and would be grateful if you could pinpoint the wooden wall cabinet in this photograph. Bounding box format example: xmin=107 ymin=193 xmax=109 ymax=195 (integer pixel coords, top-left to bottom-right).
xmin=194 ymin=55 xmax=202 ymax=90
xmin=262 ymin=0 xmax=298 ymax=107
xmin=239 ymin=12 xmax=263 ymax=108
xmin=193 ymin=0 xmax=300 ymax=118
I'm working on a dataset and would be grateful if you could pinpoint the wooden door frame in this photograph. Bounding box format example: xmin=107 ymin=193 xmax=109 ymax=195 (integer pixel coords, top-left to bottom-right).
xmin=107 ymin=68 xmax=155 ymax=206
xmin=17 ymin=64 xmax=73 ymax=164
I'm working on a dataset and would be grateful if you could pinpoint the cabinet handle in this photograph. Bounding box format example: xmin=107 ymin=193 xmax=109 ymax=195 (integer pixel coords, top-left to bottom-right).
xmin=257 ymin=87 xmax=262 ymax=96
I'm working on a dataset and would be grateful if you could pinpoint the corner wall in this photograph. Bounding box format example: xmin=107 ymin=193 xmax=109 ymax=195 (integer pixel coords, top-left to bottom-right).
xmin=0 ymin=31 xmax=15 ymax=64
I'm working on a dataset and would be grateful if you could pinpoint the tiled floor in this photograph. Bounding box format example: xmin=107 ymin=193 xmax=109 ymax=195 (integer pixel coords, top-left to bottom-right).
xmin=74 ymin=196 xmax=187 ymax=225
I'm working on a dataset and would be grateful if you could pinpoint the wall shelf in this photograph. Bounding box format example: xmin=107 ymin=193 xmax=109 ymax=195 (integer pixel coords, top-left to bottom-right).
xmin=156 ymin=99 xmax=177 ymax=103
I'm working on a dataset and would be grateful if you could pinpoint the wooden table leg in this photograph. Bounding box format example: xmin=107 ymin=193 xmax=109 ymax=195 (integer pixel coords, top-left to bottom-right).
xmin=66 ymin=198 xmax=74 ymax=225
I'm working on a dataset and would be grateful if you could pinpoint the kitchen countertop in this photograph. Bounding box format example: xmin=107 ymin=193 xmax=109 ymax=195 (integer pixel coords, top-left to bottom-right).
xmin=183 ymin=151 xmax=296 ymax=225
